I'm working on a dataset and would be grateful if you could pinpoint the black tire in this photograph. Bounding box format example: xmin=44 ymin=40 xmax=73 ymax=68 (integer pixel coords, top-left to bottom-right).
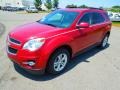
xmin=46 ymin=48 xmax=70 ymax=75
xmin=99 ymin=34 xmax=109 ymax=49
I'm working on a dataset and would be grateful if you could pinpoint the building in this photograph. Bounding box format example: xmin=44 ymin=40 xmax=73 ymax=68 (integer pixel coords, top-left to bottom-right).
xmin=22 ymin=0 xmax=34 ymax=7
xmin=0 ymin=0 xmax=31 ymax=7
xmin=41 ymin=3 xmax=48 ymax=11
xmin=0 ymin=0 xmax=50 ymax=10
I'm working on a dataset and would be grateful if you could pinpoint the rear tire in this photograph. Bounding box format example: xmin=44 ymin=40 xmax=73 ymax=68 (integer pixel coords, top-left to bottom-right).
xmin=46 ymin=48 xmax=70 ymax=75
xmin=99 ymin=34 xmax=109 ymax=49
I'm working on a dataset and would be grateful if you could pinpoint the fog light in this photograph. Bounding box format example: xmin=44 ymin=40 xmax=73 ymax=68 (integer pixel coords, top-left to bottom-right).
xmin=23 ymin=61 xmax=36 ymax=66
xmin=28 ymin=61 xmax=35 ymax=66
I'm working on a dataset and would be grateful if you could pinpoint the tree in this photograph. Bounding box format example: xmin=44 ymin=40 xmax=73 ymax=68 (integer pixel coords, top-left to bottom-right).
xmin=110 ymin=5 xmax=120 ymax=12
xmin=53 ymin=0 xmax=59 ymax=9
xmin=66 ymin=4 xmax=88 ymax=8
xmin=66 ymin=4 xmax=77 ymax=8
xmin=34 ymin=0 xmax=42 ymax=10
xmin=45 ymin=0 xmax=52 ymax=10
xmin=112 ymin=6 xmax=120 ymax=8
xmin=78 ymin=5 xmax=88 ymax=8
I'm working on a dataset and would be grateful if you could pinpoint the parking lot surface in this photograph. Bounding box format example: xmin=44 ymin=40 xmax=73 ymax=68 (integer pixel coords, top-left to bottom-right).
xmin=0 ymin=11 xmax=120 ymax=90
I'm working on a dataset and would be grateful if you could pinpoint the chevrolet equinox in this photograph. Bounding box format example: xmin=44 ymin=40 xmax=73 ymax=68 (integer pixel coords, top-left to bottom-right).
xmin=7 ymin=8 xmax=112 ymax=75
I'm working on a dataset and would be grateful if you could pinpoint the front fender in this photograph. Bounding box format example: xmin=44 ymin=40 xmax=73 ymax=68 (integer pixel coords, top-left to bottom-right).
xmin=41 ymin=35 xmax=73 ymax=56
xmin=43 ymin=35 xmax=74 ymax=56
xmin=36 ymin=35 xmax=74 ymax=69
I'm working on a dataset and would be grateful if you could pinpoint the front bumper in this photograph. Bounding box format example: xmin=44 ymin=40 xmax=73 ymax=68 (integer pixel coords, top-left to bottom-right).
xmin=7 ymin=47 xmax=49 ymax=71
xmin=13 ymin=62 xmax=45 ymax=75
xmin=6 ymin=36 xmax=50 ymax=72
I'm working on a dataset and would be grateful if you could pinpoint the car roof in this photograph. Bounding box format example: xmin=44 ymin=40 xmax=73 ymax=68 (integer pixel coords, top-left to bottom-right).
xmin=60 ymin=8 xmax=106 ymax=13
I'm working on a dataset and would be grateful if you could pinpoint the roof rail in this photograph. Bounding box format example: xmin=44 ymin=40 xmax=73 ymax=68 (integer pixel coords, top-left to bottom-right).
xmin=88 ymin=7 xmax=104 ymax=10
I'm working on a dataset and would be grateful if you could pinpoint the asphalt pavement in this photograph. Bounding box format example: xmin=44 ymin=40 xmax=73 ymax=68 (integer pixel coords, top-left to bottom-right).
xmin=0 ymin=11 xmax=120 ymax=90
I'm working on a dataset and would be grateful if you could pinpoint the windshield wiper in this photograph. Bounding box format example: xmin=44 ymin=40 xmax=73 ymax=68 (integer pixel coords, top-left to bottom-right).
xmin=45 ymin=23 xmax=57 ymax=27
xmin=37 ymin=21 xmax=58 ymax=27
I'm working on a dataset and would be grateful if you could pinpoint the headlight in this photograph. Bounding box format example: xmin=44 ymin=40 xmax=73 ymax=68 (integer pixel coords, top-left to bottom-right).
xmin=23 ymin=38 xmax=45 ymax=51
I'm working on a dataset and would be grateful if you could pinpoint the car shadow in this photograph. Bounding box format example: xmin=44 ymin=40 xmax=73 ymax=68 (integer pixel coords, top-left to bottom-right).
xmin=14 ymin=44 xmax=109 ymax=81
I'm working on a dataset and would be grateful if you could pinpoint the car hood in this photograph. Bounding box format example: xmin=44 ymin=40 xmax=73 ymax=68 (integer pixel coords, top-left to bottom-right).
xmin=9 ymin=22 xmax=63 ymax=43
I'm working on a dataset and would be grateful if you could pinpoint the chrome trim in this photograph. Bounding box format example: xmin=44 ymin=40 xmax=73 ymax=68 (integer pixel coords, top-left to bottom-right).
xmin=7 ymin=46 xmax=17 ymax=55
xmin=8 ymin=36 xmax=21 ymax=46
xmin=76 ymin=11 xmax=107 ymax=27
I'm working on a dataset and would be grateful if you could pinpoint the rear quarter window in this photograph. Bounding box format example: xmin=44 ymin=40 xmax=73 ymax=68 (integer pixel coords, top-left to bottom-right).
xmin=103 ymin=12 xmax=110 ymax=21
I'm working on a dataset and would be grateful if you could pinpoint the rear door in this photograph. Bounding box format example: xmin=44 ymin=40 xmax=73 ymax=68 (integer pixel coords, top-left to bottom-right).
xmin=90 ymin=12 xmax=106 ymax=43
xmin=76 ymin=11 xmax=106 ymax=51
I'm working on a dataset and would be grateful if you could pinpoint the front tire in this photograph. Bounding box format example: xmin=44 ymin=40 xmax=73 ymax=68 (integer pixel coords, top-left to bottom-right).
xmin=46 ymin=48 xmax=70 ymax=74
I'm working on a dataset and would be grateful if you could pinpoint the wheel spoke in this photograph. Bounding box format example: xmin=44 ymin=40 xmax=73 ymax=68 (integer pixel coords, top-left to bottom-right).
xmin=62 ymin=55 xmax=67 ymax=61
xmin=102 ymin=36 xmax=108 ymax=47
xmin=60 ymin=61 xmax=65 ymax=66
xmin=54 ymin=62 xmax=58 ymax=67
xmin=58 ymin=54 xmax=63 ymax=61
xmin=54 ymin=53 xmax=68 ymax=72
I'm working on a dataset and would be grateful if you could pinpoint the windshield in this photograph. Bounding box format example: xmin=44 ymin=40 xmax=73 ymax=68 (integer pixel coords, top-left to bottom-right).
xmin=38 ymin=10 xmax=79 ymax=28
xmin=30 ymin=7 xmax=36 ymax=9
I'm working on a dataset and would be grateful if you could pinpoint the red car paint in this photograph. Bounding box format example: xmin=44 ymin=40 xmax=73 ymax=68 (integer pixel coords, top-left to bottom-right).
xmin=7 ymin=8 xmax=112 ymax=73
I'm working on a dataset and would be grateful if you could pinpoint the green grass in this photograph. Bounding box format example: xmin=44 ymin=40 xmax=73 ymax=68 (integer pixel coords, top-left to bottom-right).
xmin=112 ymin=21 xmax=120 ymax=27
xmin=39 ymin=10 xmax=51 ymax=13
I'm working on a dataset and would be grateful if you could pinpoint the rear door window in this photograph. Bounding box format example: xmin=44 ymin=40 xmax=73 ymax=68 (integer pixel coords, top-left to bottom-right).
xmin=91 ymin=12 xmax=105 ymax=25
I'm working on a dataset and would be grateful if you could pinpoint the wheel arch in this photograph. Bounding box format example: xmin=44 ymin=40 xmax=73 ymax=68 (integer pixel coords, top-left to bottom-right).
xmin=106 ymin=31 xmax=110 ymax=37
xmin=45 ymin=45 xmax=72 ymax=71
xmin=45 ymin=44 xmax=73 ymax=71
xmin=49 ymin=44 xmax=73 ymax=60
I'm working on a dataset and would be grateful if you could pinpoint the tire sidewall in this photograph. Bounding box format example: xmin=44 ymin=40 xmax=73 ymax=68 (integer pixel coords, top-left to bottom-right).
xmin=47 ymin=48 xmax=70 ymax=74
xmin=101 ymin=34 xmax=109 ymax=48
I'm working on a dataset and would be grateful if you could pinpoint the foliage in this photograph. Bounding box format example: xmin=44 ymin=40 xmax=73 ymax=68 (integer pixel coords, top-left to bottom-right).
xmin=112 ymin=6 xmax=120 ymax=8
xmin=78 ymin=5 xmax=88 ymax=8
xmin=66 ymin=4 xmax=77 ymax=8
xmin=66 ymin=4 xmax=88 ymax=8
xmin=109 ymin=5 xmax=120 ymax=12
xmin=34 ymin=0 xmax=42 ymax=10
xmin=110 ymin=8 xmax=120 ymax=12
xmin=45 ymin=0 xmax=52 ymax=10
xmin=53 ymin=0 xmax=59 ymax=8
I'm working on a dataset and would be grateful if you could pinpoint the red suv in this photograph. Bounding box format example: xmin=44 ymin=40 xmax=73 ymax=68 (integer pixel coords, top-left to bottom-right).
xmin=7 ymin=8 xmax=112 ymax=75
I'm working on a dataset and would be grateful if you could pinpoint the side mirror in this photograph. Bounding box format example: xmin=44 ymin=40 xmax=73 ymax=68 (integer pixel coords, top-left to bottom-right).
xmin=76 ymin=22 xmax=90 ymax=28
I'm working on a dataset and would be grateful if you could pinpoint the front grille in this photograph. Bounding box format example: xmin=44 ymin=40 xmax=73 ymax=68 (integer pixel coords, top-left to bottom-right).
xmin=9 ymin=37 xmax=21 ymax=45
xmin=8 ymin=46 xmax=17 ymax=54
